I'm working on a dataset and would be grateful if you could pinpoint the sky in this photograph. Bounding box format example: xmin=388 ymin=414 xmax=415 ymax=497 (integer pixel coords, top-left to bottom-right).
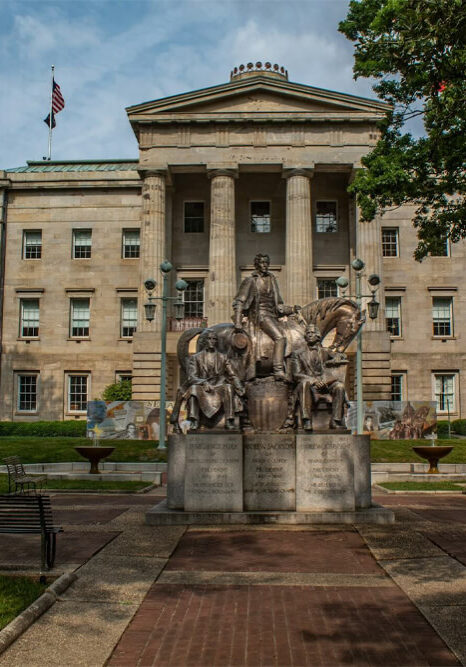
xmin=1 ymin=0 xmax=380 ymax=169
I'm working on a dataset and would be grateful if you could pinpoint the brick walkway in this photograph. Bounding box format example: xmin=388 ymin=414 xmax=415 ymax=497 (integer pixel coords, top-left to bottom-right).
xmin=109 ymin=514 xmax=463 ymax=667
xmin=1 ymin=491 xmax=465 ymax=666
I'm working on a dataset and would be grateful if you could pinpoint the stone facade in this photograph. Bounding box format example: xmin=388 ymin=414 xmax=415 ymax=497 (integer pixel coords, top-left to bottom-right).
xmin=0 ymin=65 xmax=464 ymax=420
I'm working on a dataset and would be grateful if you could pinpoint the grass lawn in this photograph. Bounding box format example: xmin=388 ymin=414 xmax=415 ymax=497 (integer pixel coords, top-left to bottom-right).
xmin=371 ymin=438 xmax=466 ymax=463
xmin=0 ymin=475 xmax=151 ymax=494
xmin=0 ymin=437 xmax=166 ymax=464
xmin=0 ymin=575 xmax=47 ymax=630
xmin=0 ymin=436 xmax=465 ymax=465
xmin=378 ymin=481 xmax=465 ymax=492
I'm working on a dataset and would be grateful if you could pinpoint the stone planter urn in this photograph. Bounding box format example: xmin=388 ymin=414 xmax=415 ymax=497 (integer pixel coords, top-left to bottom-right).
xmin=412 ymin=445 xmax=453 ymax=474
xmin=74 ymin=446 xmax=115 ymax=474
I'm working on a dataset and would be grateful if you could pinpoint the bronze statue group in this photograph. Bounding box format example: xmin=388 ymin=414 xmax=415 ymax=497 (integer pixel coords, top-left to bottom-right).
xmin=171 ymin=254 xmax=358 ymax=434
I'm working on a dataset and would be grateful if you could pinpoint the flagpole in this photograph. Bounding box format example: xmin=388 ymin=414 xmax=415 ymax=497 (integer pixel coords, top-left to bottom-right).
xmin=47 ymin=65 xmax=54 ymax=161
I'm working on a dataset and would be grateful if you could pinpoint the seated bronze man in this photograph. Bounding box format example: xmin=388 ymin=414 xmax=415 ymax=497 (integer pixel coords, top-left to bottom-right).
xmin=172 ymin=329 xmax=245 ymax=431
xmin=289 ymin=324 xmax=348 ymax=431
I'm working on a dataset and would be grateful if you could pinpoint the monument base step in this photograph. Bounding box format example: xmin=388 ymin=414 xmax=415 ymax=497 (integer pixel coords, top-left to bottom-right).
xmin=145 ymin=499 xmax=395 ymax=525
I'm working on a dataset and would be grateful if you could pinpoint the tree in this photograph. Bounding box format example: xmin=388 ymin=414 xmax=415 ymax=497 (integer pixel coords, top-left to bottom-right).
xmin=102 ymin=379 xmax=132 ymax=401
xmin=339 ymin=0 xmax=466 ymax=259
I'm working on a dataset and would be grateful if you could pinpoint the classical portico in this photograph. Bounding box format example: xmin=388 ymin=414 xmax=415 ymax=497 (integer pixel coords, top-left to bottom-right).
xmin=127 ymin=62 xmax=392 ymax=401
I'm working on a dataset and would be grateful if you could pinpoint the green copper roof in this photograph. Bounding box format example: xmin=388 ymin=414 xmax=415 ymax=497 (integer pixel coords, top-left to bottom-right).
xmin=7 ymin=159 xmax=139 ymax=173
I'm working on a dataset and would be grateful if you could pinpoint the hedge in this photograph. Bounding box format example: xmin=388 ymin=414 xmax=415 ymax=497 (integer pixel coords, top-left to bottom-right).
xmin=451 ymin=419 xmax=466 ymax=435
xmin=0 ymin=421 xmax=86 ymax=437
xmin=436 ymin=420 xmax=451 ymax=437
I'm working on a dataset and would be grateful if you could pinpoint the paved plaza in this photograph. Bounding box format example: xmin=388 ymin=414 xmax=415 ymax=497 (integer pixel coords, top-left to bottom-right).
xmin=0 ymin=489 xmax=465 ymax=666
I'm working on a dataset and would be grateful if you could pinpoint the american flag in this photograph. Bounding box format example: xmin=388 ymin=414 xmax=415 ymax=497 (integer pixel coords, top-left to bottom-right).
xmin=44 ymin=78 xmax=65 ymax=129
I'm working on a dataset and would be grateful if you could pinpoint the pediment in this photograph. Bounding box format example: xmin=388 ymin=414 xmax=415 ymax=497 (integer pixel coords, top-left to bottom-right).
xmin=176 ymin=91 xmax=349 ymax=113
xmin=127 ymin=76 xmax=389 ymax=119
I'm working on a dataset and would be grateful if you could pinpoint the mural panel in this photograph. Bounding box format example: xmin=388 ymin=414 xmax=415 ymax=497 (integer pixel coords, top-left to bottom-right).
xmin=347 ymin=401 xmax=437 ymax=439
xmin=86 ymin=400 xmax=180 ymax=440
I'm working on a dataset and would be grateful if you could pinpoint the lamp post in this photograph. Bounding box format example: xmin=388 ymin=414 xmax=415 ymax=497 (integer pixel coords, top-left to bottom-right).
xmin=336 ymin=258 xmax=381 ymax=435
xmin=143 ymin=261 xmax=187 ymax=450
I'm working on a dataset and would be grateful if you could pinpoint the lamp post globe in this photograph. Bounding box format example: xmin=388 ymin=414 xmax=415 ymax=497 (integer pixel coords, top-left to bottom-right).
xmin=175 ymin=279 xmax=188 ymax=292
xmin=336 ymin=276 xmax=349 ymax=289
xmin=368 ymin=273 xmax=381 ymax=287
xmin=352 ymin=258 xmax=365 ymax=272
xmin=160 ymin=260 xmax=173 ymax=274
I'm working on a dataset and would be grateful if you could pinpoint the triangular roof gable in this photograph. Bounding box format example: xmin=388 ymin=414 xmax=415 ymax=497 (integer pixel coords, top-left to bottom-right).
xmin=126 ymin=75 xmax=390 ymax=117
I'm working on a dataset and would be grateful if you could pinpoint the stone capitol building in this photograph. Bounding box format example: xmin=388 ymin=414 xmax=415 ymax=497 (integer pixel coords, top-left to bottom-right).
xmin=0 ymin=62 xmax=464 ymax=422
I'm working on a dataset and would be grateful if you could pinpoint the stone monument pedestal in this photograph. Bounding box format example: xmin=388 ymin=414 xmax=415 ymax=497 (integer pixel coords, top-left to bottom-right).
xmin=147 ymin=432 xmax=394 ymax=525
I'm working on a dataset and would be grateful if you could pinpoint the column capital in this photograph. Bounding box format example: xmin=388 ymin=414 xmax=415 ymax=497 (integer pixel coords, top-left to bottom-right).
xmin=206 ymin=166 xmax=239 ymax=180
xmin=282 ymin=166 xmax=314 ymax=180
xmin=138 ymin=166 xmax=172 ymax=185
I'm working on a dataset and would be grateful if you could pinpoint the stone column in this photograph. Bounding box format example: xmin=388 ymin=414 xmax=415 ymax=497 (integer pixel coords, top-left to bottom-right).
xmin=207 ymin=169 xmax=237 ymax=324
xmin=137 ymin=170 xmax=167 ymax=333
xmin=284 ymin=169 xmax=313 ymax=305
xmin=132 ymin=169 xmax=167 ymax=401
xmin=357 ymin=212 xmax=385 ymax=333
xmin=354 ymin=197 xmax=391 ymax=400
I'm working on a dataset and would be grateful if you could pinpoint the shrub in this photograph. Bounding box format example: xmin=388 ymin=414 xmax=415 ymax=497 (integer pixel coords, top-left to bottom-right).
xmin=451 ymin=419 xmax=466 ymax=435
xmin=0 ymin=421 xmax=86 ymax=437
xmin=436 ymin=420 xmax=451 ymax=437
xmin=101 ymin=380 xmax=132 ymax=402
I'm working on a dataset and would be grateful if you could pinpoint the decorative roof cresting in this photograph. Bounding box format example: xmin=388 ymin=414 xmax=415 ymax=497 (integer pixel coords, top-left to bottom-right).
xmin=230 ymin=62 xmax=288 ymax=82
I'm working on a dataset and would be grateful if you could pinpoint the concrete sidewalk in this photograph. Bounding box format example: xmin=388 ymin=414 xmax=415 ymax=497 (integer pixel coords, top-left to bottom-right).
xmin=0 ymin=490 xmax=465 ymax=666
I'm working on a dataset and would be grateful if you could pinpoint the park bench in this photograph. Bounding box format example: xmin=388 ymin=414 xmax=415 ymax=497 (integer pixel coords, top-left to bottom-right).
xmin=3 ymin=455 xmax=46 ymax=495
xmin=0 ymin=494 xmax=62 ymax=570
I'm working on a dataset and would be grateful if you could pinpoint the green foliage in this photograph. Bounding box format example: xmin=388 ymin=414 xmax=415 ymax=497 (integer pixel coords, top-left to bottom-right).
xmin=379 ymin=481 xmax=463 ymax=491
xmin=371 ymin=438 xmax=465 ymax=463
xmin=339 ymin=0 xmax=466 ymax=259
xmin=101 ymin=380 xmax=132 ymax=401
xmin=0 ymin=575 xmax=46 ymax=630
xmin=436 ymin=420 xmax=451 ymax=437
xmin=451 ymin=419 xmax=466 ymax=435
xmin=0 ymin=421 xmax=86 ymax=437
xmin=0 ymin=436 xmax=165 ymax=463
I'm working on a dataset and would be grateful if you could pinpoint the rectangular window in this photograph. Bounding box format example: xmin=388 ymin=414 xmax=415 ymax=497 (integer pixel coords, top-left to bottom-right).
xmin=20 ymin=299 xmax=40 ymax=337
xmin=23 ymin=231 xmax=42 ymax=259
xmin=68 ymin=375 xmax=89 ymax=412
xmin=72 ymin=229 xmax=92 ymax=259
xmin=70 ymin=298 xmax=90 ymax=337
xmin=121 ymin=298 xmax=138 ymax=337
xmin=183 ymin=279 xmax=204 ymax=317
xmin=432 ymin=297 xmax=453 ymax=336
xmin=317 ymin=279 xmax=338 ymax=299
xmin=430 ymin=237 xmax=450 ymax=257
xmin=250 ymin=201 xmax=271 ymax=233
xmin=184 ymin=202 xmax=204 ymax=233
xmin=391 ymin=374 xmax=404 ymax=402
xmin=315 ymin=201 xmax=337 ymax=233
xmin=385 ymin=296 xmax=401 ymax=337
xmin=116 ymin=372 xmax=132 ymax=383
xmin=382 ymin=228 xmax=399 ymax=257
xmin=122 ymin=229 xmax=140 ymax=258
xmin=434 ymin=373 xmax=456 ymax=412
xmin=17 ymin=374 xmax=38 ymax=412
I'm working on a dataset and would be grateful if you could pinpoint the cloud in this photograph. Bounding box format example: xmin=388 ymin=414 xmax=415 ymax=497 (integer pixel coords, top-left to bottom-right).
xmin=0 ymin=0 xmax=382 ymax=168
